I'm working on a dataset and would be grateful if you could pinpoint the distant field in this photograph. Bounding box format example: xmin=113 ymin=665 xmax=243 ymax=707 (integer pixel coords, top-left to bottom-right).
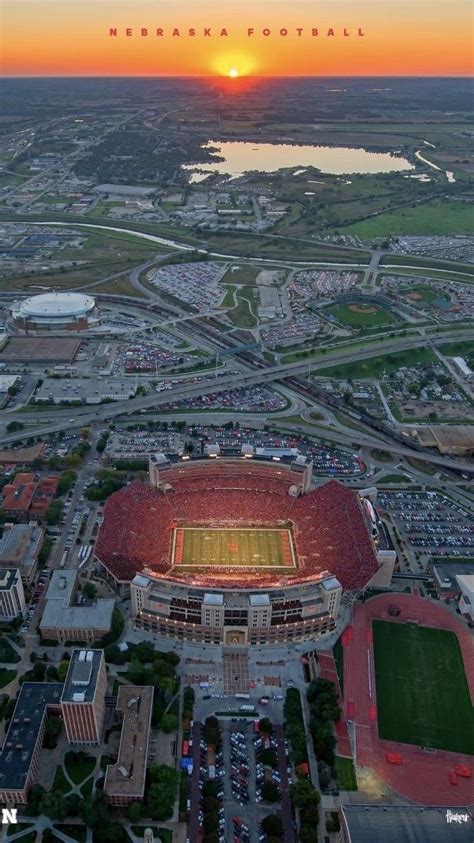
xmin=328 ymin=302 xmax=396 ymax=328
xmin=401 ymin=284 xmax=450 ymax=304
xmin=173 ymin=527 xmax=295 ymax=570
xmin=373 ymin=620 xmax=474 ymax=754
xmin=319 ymin=347 xmax=438 ymax=380
xmin=343 ymin=200 xmax=473 ymax=238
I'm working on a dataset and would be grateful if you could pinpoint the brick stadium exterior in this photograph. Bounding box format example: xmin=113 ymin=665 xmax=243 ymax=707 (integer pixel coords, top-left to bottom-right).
xmin=95 ymin=453 xmax=395 ymax=646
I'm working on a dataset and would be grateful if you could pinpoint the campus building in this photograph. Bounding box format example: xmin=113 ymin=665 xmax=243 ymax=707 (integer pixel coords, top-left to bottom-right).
xmin=0 ymin=521 xmax=43 ymax=586
xmin=0 ymin=568 xmax=26 ymax=621
xmin=0 ymin=683 xmax=63 ymax=805
xmin=104 ymin=686 xmax=154 ymax=806
xmin=61 ymin=649 xmax=107 ymax=745
xmin=0 ymin=474 xmax=58 ymax=522
xmin=39 ymin=570 xmax=115 ymax=643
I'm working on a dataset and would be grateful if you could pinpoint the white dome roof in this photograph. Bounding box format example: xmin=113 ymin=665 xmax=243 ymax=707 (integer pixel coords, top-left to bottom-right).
xmin=14 ymin=292 xmax=96 ymax=319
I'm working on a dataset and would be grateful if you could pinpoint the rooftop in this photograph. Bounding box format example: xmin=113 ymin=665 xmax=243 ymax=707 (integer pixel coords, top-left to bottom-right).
xmin=0 ymin=567 xmax=21 ymax=592
xmin=104 ymin=685 xmax=154 ymax=800
xmin=0 ymin=522 xmax=43 ymax=567
xmin=0 ymin=683 xmax=63 ymax=793
xmin=1 ymin=473 xmax=58 ymax=515
xmin=0 ymin=337 xmax=81 ymax=364
xmin=40 ymin=569 xmax=114 ymax=633
xmin=61 ymin=650 xmax=104 ymax=704
xmin=341 ymin=804 xmax=473 ymax=843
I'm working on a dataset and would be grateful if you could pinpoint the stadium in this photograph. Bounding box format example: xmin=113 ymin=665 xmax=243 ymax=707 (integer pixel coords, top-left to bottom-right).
xmin=95 ymin=450 xmax=396 ymax=645
xmin=10 ymin=292 xmax=100 ymax=334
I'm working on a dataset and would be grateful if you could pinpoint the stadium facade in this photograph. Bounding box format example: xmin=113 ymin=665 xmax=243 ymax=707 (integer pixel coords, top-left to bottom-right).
xmin=10 ymin=292 xmax=99 ymax=334
xmin=95 ymin=449 xmax=396 ymax=645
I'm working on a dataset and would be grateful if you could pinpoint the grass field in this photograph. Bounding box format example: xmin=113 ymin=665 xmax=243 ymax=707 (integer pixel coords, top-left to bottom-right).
xmin=173 ymin=527 xmax=295 ymax=570
xmin=401 ymin=285 xmax=450 ymax=305
xmin=320 ymin=347 xmax=438 ymax=380
xmin=342 ymin=200 xmax=473 ymax=237
xmin=373 ymin=620 xmax=474 ymax=754
xmin=335 ymin=756 xmax=358 ymax=790
xmin=328 ymin=302 xmax=396 ymax=328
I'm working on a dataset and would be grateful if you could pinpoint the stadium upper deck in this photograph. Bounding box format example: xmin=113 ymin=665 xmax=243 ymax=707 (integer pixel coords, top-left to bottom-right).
xmin=95 ymin=459 xmax=381 ymax=592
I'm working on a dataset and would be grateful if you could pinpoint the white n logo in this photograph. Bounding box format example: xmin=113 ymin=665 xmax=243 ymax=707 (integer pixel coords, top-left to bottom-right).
xmin=1 ymin=808 xmax=17 ymax=824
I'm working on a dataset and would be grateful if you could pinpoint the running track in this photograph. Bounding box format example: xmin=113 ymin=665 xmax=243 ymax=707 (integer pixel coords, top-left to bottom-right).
xmin=343 ymin=593 xmax=474 ymax=806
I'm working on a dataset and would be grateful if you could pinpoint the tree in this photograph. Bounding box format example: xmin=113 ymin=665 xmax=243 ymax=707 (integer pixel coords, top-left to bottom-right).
xmin=24 ymin=783 xmax=45 ymax=816
xmin=127 ymin=801 xmax=143 ymax=823
xmin=81 ymin=427 xmax=91 ymax=440
xmin=259 ymin=717 xmax=273 ymax=736
xmin=147 ymin=765 xmax=178 ymax=821
xmin=291 ymin=777 xmax=320 ymax=809
xmin=57 ymin=660 xmax=70 ymax=682
xmin=45 ymin=499 xmax=64 ymax=526
xmin=82 ymin=582 xmax=97 ymax=600
xmin=260 ymin=747 xmax=278 ymax=768
xmin=6 ymin=421 xmax=24 ymax=433
xmin=80 ymin=792 xmax=110 ymax=829
xmin=40 ymin=790 xmax=69 ymax=821
xmin=161 ymin=712 xmax=178 ymax=733
xmin=261 ymin=814 xmax=284 ymax=838
xmin=261 ymin=781 xmax=280 ymax=803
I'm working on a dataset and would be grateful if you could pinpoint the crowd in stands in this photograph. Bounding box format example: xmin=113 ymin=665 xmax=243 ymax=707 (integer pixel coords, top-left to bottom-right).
xmin=95 ymin=466 xmax=378 ymax=590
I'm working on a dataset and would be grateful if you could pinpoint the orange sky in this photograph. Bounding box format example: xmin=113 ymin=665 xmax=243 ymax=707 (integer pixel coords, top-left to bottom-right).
xmin=1 ymin=1 xmax=473 ymax=76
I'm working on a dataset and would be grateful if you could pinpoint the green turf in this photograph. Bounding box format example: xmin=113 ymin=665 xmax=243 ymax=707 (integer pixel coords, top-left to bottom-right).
xmin=401 ymin=285 xmax=450 ymax=305
xmin=373 ymin=620 xmax=474 ymax=754
xmin=327 ymin=303 xmax=396 ymax=328
xmin=174 ymin=527 xmax=295 ymax=570
xmin=335 ymin=756 xmax=358 ymax=790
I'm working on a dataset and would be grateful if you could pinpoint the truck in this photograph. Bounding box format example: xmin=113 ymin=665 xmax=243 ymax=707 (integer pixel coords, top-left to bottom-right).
xmin=239 ymin=705 xmax=256 ymax=713
xmin=235 ymin=693 xmax=250 ymax=700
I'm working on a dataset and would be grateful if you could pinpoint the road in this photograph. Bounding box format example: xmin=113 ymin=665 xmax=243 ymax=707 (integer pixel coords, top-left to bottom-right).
xmin=2 ymin=329 xmax=473 ymax=473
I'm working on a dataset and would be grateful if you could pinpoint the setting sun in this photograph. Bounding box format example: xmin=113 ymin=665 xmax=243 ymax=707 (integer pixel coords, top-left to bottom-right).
xmin=228 ymin=68 xmax=239 ymax=78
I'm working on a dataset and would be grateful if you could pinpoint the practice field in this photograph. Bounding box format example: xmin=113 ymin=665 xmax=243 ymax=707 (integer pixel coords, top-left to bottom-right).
xmin=327 ymin=302 xmax=396 ymax=328
xmin=373 ymin=620 xmax=474 ymax=755
xmin=172 ymin=527 xmax=295 ymax=570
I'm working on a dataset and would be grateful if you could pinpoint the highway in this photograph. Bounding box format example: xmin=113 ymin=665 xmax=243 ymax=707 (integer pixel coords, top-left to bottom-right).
xmin=2 ymin=328 xmax=473 ymax=473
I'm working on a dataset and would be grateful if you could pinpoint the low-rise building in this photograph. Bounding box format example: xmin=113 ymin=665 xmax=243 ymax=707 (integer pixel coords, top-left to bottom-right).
xmin=104 ymin=685 xmax=154 ymax=806
xmin=456 ymin=574 xmax=474 ymax=625
xmin=61 ymin=649 xmax=107 ymax=745
xmin=0 ymin=683 xmax=63 ymax=804
xmin=0 ymin=568 xmax=26 ymax=621
xmin=0 ymin=473 xmax=58 ymax=522
xmin=34 ymin=378 xmax=137 ymax=405
xmin=40 ymin=570 xmax=114 ymax=643
xmin=0 ymin=522 xmax=43 ymax=585
xmin=340 ymin=804 xmax=473 ymax=843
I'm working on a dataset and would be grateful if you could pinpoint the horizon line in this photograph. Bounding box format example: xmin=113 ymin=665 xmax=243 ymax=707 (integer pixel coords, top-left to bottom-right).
xmin=1 ymin=73 xmax=473 ymax=80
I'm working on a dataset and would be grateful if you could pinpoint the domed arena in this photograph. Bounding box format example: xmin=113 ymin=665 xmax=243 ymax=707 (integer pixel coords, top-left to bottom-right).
xmin=95 ymin=453 xmax=395 ymax=645
xmin=10 ymin=292 xmax=99 ymax=334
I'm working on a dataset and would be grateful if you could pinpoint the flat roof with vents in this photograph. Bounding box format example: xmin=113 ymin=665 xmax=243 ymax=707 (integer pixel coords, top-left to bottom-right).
xmin=61 ymin=649 xmax=103 ymax=704
xmin=0 ymin=683 xmax=63 ymax=794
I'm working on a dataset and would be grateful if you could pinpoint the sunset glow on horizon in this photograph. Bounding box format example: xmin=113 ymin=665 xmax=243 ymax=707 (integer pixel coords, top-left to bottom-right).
xmin=2 ymin=0 xmax=473 ymax=78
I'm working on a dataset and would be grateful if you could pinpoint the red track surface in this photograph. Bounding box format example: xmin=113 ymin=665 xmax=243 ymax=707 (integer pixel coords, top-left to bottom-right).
xmin=318 ymin=651 xmax=353 ymax=758
xmin=343 ymin=593 xmax=474 ymax=805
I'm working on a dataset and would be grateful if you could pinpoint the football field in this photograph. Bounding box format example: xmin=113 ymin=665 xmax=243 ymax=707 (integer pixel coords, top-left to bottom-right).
xmin=373 ymin=620 xmax=474 ymax=755
xmin=172 ymin=527 xmax=295 ymax=570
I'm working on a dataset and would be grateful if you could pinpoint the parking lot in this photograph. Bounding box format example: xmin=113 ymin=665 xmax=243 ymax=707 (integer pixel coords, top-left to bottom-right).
xmin=378 ymin=491 xmax=473 ymax=557
xmin=189 ymin=716 xmax=296 ymax=843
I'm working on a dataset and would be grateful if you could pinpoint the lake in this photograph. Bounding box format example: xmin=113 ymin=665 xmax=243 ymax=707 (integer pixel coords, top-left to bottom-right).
xmin=183 ymin=140 xmax=414 ymax=181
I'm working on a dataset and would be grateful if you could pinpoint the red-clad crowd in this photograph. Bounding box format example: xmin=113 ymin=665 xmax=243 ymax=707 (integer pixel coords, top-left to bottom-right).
xmin=95 ymin=467 xmax=378 ymax=590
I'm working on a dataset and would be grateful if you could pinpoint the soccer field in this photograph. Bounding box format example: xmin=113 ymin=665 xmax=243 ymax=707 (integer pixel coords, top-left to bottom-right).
xmin=173 ymin=527 xmax=295 ymax=570
xmin=373 ymin=620 xmax=474 ymax=755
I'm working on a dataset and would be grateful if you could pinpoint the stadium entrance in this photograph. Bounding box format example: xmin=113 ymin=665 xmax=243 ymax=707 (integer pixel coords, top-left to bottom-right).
xmin=225 ymin=629 xmax=247 ymax=645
